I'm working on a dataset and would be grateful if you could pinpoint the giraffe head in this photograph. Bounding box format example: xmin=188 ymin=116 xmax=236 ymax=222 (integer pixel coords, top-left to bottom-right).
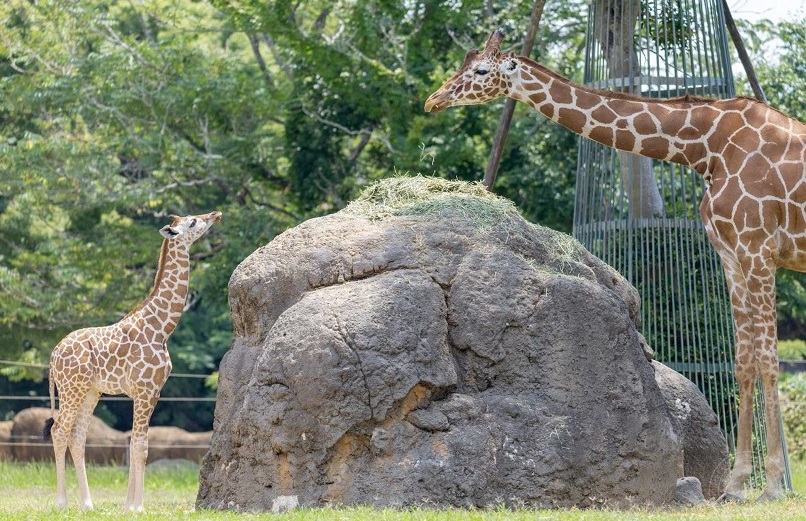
xmin=159 ymin=211 xmax=222 ymax=244
xmin=425 ymin=29 xmax=519 ymax=113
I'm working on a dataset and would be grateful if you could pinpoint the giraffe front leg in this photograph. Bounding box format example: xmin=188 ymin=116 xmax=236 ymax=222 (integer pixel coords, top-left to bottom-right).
xmin=70 ymin=390 xmax=101 ymax=510
xmin=124 ymin=394 xmax=158 ymax=512
xmin=124 ymin=436 xmax=148 ymax=512
xmin=717 ymin=258 xmax=755 ymax=502
xmin=721 ymin=361 xmax=755 ymax=501
xmin=758 ymin=372 xmax=786 ymax=502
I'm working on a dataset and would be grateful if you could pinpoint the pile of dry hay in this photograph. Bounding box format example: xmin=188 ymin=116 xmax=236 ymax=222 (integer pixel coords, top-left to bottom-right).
xmin=343 ymin=175 xmax=521 ymax=228
xmin=342 ymin=175 xmax=585 ymax=271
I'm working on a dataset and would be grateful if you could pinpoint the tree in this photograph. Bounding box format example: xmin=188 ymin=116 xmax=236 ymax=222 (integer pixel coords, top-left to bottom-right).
xmin=0 ymin=0 xmax=590 ymax=427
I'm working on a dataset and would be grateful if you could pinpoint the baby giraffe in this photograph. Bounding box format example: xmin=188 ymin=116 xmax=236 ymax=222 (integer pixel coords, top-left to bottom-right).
xmin=44 ymin=211 xmax=221 ymax=511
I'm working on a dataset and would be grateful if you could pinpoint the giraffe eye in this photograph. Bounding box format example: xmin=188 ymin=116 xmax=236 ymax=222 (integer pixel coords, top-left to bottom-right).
xmin=189 ymin=218 xmax=197 ymax=228
xmin=475 ymin=68 xmax=489 ymax=76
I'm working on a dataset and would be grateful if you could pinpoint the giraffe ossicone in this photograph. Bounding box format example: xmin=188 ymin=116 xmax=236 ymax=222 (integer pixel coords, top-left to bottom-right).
xmin=427 ymin=29 xmax=806 ymax=502
xmin=44 ymin=210 xmax=221 ymax=512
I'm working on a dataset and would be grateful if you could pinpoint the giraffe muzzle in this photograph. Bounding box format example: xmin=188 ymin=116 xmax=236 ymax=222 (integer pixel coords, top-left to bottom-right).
xmin=424 ymin=91 xmax=449 ymax=113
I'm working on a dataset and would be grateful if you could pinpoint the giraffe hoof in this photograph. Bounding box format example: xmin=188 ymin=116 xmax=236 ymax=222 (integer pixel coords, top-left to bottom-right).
xmin=757 ymin=489 xmax=785 ymax=503
xmin=716 ymin=492 xmax=746 ymax=504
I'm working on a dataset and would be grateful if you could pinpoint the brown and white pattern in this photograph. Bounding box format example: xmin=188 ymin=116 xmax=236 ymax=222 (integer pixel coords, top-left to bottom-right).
xmin=426 ymin=29 xmax=805 ymax=502
xmin=44 ymin=211 xmax=221 ymax=511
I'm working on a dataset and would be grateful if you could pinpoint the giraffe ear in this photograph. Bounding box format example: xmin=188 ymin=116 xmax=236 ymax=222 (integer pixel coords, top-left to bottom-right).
xmin=160 ymin=225 xmax=180 ymax=239
xmin=460 ymin=49 xmax=480 ymax=68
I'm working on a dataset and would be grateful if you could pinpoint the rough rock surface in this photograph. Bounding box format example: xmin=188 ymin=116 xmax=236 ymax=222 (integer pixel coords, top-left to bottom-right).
xmin=197 ymin=178 xmax=722 ymax=511
xmin=653 ymin=362 xmax=729 ymax=498
xmin=674 ymin=476 xmax=706 ymax=506
xmin=0 ymin=420 xmax=12 ymax=461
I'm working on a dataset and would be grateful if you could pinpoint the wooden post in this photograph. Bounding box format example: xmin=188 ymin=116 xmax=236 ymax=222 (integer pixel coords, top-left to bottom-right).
xmin=721 ymin=0 xmax=767 ymax=102
xmin=483 ymin=0 xmax=547 ymax=191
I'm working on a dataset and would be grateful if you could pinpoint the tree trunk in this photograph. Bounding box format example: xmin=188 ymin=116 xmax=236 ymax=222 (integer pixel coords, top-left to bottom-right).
xmin=593 ymin=0 xmax=665 ymax=218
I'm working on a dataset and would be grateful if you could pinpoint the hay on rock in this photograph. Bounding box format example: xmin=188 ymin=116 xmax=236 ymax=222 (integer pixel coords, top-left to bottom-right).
xmin=344 ymin=175 xmax=585 ymax=269
xmin=343 ymin=176 xmax=519 ymax=226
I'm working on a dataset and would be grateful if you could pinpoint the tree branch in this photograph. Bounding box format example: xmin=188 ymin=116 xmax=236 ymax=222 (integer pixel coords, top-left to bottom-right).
xmin=484 ymin=0 xmax=547 ymax=191
xmin=299 ymin=104 xmax=372 ymax=137
xmin=348 ymin=130 xmax=373 ymax=166
xmin=314 ymin=8 xmax=331 ymax=31
xmin=257 ymin=33 xmax=294 ymax=82
xmin=248 ymin=34 xmax=276 ymax=90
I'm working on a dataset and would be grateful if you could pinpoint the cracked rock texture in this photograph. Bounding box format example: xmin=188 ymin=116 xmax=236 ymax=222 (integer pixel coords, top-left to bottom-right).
xmin=197 ymin=180 xmax=725 ymax=510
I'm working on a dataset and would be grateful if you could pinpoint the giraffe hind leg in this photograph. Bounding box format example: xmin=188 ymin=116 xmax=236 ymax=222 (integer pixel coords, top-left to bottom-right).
xmin=741 ymin=262 xmax=786 ymax=502
xmin=69 ymin=390 xmax=101 ymax=510
xmin=50 ymin=387 xmax=91 ymax=509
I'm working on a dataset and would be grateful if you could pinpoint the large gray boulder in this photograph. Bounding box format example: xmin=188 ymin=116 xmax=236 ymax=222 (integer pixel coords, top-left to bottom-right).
xmin=198 ymin=177 xmax=722 ymax=511
xmin=653 ymin=362 xmax=729 ymax=499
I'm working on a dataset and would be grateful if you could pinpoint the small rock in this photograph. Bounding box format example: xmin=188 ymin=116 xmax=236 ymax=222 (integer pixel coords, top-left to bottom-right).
xmin=407 ymin=409 xmax=450 ymax=432
xmin=675 ymin=476 xmax=706 ymax=506
xmin=370 ymin=428 xmax=393 ymax=455
xmin=271 ymin=495 xmax=299 ymax=513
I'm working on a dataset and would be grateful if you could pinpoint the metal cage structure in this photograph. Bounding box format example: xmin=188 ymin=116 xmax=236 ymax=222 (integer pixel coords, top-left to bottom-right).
xmin=573 ymin=0 xmax=791 ymax=489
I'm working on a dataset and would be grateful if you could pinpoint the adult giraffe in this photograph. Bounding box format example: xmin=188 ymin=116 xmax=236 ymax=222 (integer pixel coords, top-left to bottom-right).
xmin=44 ymin=211 xmax=221 ymax=511
xmin=425 ymin=29 xmax=805 ymax=502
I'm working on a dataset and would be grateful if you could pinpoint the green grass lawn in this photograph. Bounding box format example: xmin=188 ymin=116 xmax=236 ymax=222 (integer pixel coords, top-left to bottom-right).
xmin=0 ymin=460 xmax=804 ymax=520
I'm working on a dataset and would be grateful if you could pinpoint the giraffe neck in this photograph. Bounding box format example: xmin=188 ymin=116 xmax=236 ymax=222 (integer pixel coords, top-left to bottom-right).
xmin=508 ymin=57 xmax=717 ymax=173
xmin=127 ymin=239 xmax=190 ymax=340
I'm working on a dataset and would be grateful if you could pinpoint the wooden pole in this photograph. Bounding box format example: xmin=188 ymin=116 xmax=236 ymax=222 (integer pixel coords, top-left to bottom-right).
xmin=721 ymin=0 xmax=767 ymax=102
xmin=483 ymin=0 xmax=548 ymax=191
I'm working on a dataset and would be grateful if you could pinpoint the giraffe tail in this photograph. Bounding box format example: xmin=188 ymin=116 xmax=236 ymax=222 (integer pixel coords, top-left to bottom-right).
xmin=43 ymin=367 xmax=55 ymax=441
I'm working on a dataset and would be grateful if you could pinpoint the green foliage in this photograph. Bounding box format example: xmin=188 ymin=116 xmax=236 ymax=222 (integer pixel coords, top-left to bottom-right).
xmin=777 ymin=269 xmax=806 ymax=339
xmin=779 ymin=340 xmax=806 ymax=361
xmin=780 ymin=373 xmax=806 ymax=460
xmin=0 ymin=348 xmax=46 ymax=383
xmin=0 ymin=0 xmax=590 ymax=429
xmin=638 ymin=0 xmax=695 ymax=51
